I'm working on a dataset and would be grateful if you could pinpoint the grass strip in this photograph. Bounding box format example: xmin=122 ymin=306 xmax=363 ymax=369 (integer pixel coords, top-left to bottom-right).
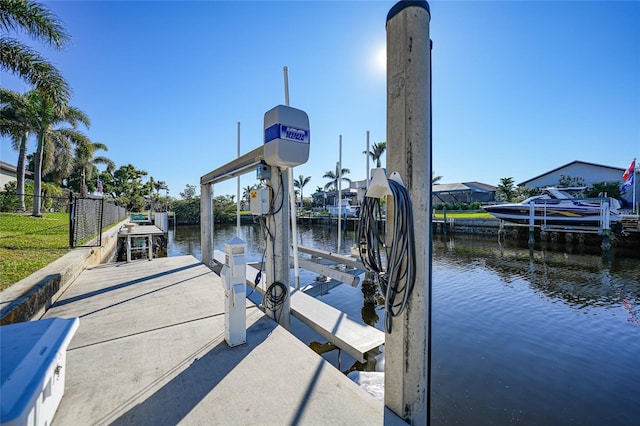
xmin=0 ymin=212 xmax=70 ymax=290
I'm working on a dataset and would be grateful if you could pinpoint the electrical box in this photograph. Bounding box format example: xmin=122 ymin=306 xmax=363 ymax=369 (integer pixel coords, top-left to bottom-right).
xmin=250 ymin=188 xmax=271 ymax=215
xmin=263 ymin=105 xmax=310 ymax=167
xmin=256 ymin=164 xmax=271 ymax=180
xmin=221 ymin=237 xmax=247 ymax=347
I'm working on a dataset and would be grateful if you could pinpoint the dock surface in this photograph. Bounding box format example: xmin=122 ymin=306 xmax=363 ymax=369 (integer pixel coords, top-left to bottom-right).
xmin=43 ymin=256 xmax=401 ymax=425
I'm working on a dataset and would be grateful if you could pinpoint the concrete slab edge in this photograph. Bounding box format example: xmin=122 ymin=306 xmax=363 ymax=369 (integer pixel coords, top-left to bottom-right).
xmin=0 ymin=221 xmax=126 ymax=325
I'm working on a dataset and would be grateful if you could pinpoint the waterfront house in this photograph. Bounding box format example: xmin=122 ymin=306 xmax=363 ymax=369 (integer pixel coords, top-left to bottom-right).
xmin=518 ymin=160 xmax=637 ymax=207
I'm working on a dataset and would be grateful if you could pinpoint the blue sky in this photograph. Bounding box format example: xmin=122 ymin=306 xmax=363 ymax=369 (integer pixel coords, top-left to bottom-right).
xmin=2 ymin=0 xmax=639 ymax=199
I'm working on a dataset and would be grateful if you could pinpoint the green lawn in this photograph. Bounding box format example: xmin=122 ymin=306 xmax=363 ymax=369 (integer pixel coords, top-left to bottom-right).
xmin=433 ymin=211 xmax=493 ymax=219
xmin=0 ymin=212 xmax=70 ymax=290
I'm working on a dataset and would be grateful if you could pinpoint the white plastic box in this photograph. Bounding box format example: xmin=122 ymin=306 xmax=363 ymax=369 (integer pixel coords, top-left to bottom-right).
xmin=263 ymin=105 xmax=310 ymax=168
xmin=249 ymin=188 xmax=271 ymax=215
xmin=1 ymin=317 xmax=79 ymax=426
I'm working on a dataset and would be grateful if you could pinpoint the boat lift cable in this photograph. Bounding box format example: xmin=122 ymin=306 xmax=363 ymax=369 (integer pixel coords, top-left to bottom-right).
xmin=358 ymin=178 xmax=416 ymax=333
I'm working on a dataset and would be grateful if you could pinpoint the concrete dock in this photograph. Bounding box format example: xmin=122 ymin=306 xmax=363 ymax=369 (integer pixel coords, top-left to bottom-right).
xmin=42 ymin=255 xmax=403 ymax=425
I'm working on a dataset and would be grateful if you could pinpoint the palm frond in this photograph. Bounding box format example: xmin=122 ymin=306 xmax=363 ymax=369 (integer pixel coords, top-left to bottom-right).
xmin=93 ymin=156 xmax=114 ymax=170
xmin=0 ymin=38 xmax=70 ymax=107
xmin=0 ymin=0 xmax=70 ymax=48
xmin=64 ymin=105 xmax=90 ymax=128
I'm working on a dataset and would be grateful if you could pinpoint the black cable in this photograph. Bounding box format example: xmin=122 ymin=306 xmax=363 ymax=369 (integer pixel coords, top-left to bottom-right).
xmin=250 ymin=215 xmax=271 ymax=300
xmin=265 ymin=169 xmax=285 ymax=216
xmin=357 ymin=179 xmax=416 ymax=333
xmin=263 ymin=281 xmax=288 ymax=323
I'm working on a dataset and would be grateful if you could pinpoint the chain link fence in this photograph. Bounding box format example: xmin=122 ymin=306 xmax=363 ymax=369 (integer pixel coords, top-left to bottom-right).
xmin=1 ymin=189 xmax=126 ymax=247
xmin=70 ymin=194 xmax=127 ymax=247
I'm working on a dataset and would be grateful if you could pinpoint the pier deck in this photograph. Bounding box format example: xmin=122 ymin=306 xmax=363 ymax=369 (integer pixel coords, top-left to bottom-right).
xmin=43 ymin=256 xmax=401 ymax=425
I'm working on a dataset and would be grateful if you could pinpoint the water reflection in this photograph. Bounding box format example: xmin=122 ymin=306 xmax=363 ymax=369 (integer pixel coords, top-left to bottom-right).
xmin=433 ymin=235 xmax=640 ymax=314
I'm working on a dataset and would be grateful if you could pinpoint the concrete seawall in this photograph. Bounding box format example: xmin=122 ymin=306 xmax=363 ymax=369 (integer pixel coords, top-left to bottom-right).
xmin=434 ymin=218 xmax=523 ymax=238
xmin=0 ymin=221 xmax=125 ymax=325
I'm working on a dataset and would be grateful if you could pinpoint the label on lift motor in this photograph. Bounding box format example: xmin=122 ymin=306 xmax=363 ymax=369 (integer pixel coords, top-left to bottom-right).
xmin=265 ymin=124 xmax=310 ymax=144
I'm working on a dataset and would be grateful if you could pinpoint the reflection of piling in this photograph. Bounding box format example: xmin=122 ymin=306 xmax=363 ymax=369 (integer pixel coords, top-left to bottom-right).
xmin=361 ymin=273 xmax=378 ymax=304
xmin=601 ymin=229 xmax=612 ymax=251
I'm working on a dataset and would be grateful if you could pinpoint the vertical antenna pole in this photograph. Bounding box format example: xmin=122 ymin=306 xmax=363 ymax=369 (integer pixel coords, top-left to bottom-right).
xmin=236 ymin=122 xmax=241 ymax=237
xmin=338 ymin=135 xmax=342 ymax=253
xmin=366 ymin=130 xmax=370 ymax=189
xmin=284 ymin=66 xmax=301 ymax=289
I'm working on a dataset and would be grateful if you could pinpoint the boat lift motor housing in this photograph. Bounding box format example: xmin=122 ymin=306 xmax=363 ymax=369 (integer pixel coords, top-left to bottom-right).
xmin=263 ymin=105 xmax=310 ymax=167
xmin=220 ymin=237 xmax=247 ymax=347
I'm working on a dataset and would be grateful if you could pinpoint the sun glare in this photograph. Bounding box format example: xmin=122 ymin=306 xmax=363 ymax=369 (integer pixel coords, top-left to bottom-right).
xmin=374 ymin=44 xmax=386 ymax=74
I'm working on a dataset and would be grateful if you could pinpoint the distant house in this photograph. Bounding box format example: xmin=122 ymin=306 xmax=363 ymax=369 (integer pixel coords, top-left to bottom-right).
xmin=1 ymin=161 xmax=18 ymax=189
xmin=311 ymin=190 xmax=357 ymax=209
xmin=0 ymin=161 xmax=33 ymax=190
xmin=518 ymin=160 xmax=625 ymax=189
xmin=432 ymin=182 xmax=496 ymax=205
xmin=334 ymin=179 xmax=497 ymax=206
xmin=518 ymin=160 xmax=638 ymax=208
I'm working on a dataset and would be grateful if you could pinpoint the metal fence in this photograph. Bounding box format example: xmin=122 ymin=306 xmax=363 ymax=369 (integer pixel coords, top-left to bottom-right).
xmin=70 ymin=194 xmax=127 ymax=247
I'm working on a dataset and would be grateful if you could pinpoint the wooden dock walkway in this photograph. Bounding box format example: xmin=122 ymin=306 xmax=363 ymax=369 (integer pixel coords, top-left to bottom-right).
xmin=42 ymin=256 xmax=401 ymax=425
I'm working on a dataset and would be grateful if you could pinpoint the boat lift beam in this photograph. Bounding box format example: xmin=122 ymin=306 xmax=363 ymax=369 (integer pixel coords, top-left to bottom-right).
xmin=200 ymin=145 xmax=265 ymax=271
xmin=200 ymin=146 xmax=264 ymax=186
xmin=200 ymin=143 xmax=292 ymax=329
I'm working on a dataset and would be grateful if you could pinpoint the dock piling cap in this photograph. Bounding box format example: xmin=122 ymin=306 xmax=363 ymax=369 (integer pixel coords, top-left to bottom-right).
xmin=387 ymin=0 xmax=430 ymax=23
xmin=225 ymin=236 xmax=246 ymax=254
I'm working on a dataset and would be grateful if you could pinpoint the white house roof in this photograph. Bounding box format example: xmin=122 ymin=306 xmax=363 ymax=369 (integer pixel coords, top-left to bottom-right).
xmin=518 ymin=160 xmax=625 ymax=187
xmin=433 ymin=182 xmax=496 ymax=194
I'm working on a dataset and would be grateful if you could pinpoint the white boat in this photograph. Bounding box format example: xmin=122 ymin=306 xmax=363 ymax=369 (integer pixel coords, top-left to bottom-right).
xmin=483 ymin=187 xmax=622 ymax=227
xmin=327 ymin=199 xmax=359 ymax=217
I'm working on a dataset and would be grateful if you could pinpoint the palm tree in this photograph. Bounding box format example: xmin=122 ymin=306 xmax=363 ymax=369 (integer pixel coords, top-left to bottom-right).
xmin=0 ymin=89 xmax=34 ymax=210
xmin=153 ymin=179 xmax=168 ymax=196
xmin=28 ymin=91 xmax=90 ymax=216
xmin=242 ymin=185 xmax=255 ymax=209
xmin=148 ymin=178 xmax=168 ymax=208
xmin=323 ymin=162 xmax=351 ymax=191
xmin=73 ymin=137 xmax=112 ymax=196
xmin=0 ymin=0 xmax=70 ymax=107
xmin=432 ymin=172 xmax=442 ymax=185
xmin=363 ymin=141 xmax=387 ymax=168
xmin=293 ymin=175 xmax=311 ymax=208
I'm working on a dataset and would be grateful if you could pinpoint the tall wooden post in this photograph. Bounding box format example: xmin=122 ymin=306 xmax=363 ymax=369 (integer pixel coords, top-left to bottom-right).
xmin=200 ymin=183 xmax=214 ymax=269
xmin=385 ymin=1 xmax=431 ymax=424
xmin=265 ymin=167 xmax=291 ymax=329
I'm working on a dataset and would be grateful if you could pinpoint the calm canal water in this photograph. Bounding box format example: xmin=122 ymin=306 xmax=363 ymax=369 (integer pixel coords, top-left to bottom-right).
xmin=168 ymin=224 xmax=640 ymax=425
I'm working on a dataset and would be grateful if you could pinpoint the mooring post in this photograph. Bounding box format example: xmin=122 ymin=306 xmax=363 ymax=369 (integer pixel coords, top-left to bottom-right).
xmin=200 ymin=183 xmax=214 ymax=269
xmin=528 ymin=202 xmax=535 ymax=246
xmin=385 ymin=1 xmax=431 ymax=423
xmin=601 ymin=199 xmax=611 ymax=251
